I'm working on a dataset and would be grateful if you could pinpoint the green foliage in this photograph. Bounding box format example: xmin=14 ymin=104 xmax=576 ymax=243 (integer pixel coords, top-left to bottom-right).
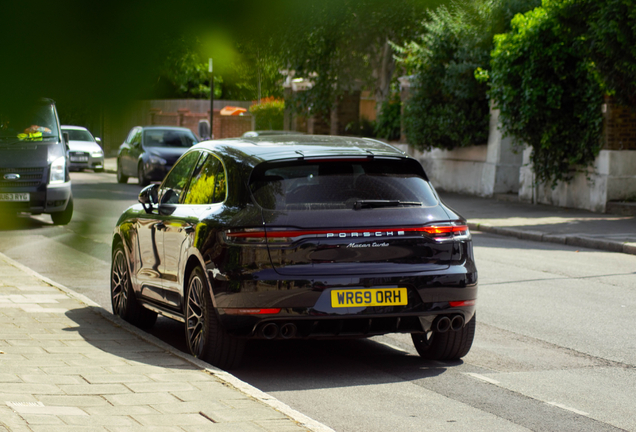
xmin=345 ymin=118 xmax=377 ymax=138
xmin=374 ymin=101 xmax=402 ymax=141
xmin=249 ymin=97 xmax=285 ymax=130
xmin=583 ymin=0 xmax=636 ymax=106
xmin=156 ymin=36 xmax=283 ymax=101
xmin=399 ymin=0 xmax=540 ymax=151
xmin=489 ymin=0 xmax=604 ymax=185
xmin=281 ymin=0 xmax=438 ymax=120
xmin=156 ymin=38 xmax=222 ymax=99
xmin=400 ymin=5 xmax=491 ymax=150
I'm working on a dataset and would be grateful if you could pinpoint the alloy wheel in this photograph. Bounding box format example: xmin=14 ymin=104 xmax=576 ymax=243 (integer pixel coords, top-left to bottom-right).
xmin=111 ymin=249 xmax=129 ymax=316
xmin=186 ymin=274 xmax=206 ymax=357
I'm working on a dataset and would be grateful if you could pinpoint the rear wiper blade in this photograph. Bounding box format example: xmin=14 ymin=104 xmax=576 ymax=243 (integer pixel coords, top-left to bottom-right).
xmin=353 ymin=200 xmax=422 ymax=210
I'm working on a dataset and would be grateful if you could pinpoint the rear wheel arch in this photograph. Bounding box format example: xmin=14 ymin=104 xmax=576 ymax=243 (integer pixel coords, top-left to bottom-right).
xmin=183 ymin=255 xmax=216 ymax=309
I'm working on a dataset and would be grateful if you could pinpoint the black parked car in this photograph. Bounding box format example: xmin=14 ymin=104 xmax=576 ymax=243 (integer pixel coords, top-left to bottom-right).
xmin=110 ymin=135 xmax=477 ymax=369
xmin=116 ymin=126 xmax=198 ymax=186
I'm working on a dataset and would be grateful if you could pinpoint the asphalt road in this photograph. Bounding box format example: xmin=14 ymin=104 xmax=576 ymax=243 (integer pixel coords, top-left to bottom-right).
xmin=1 ymin=171 xmax=635 ymax=432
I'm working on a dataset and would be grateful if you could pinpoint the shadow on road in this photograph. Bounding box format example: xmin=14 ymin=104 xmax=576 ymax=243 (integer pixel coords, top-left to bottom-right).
xmin=0 ymin=211 xmax=51 ymax=231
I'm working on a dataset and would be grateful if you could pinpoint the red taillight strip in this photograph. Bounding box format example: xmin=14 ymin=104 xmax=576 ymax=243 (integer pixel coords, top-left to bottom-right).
xmin=227 ymin=225 xmax=468 ymax=238
xmin=226 ymin=230 xmax=266 ymax=238
xmin=449 ymin=300 xmax=476 ymax=307
xmin=223 ymin=308 xmax=282 ymax=315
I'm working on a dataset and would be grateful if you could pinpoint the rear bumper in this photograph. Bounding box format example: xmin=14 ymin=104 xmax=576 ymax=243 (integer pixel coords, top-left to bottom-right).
xmin=69 ymin=155 xmax=104 ymax=171
xmin=211 ymin=267 xmax=478 ymax=338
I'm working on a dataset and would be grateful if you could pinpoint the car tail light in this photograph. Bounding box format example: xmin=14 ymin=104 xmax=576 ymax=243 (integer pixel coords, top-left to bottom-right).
xmin=449 ymin=300 xmax=476 ymax=307
xmin=224 ymin=228 xmax=267 ymax=245
xmin=224 ymin=222 xmax=470 ymax=245
xmin=222 ymin=308 xmax=281 ymax=315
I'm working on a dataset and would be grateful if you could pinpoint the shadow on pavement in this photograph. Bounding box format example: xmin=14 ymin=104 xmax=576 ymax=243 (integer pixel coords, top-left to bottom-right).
xmin=63 ymin=306 xmax=198 ymax=370
xmin=65 ymin=305 xmax=454 ymax=392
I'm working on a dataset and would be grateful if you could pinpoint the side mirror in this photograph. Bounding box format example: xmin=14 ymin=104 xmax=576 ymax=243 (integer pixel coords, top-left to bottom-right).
xmin=138 ymin=184 xmax=159 ymax=213
xmin=158 ymin=188 xmax=179 ymax=216
xmin=63 ymin=132 xmax=70 ymax=150
xmin=95 ymin=137 xmax=102 ymax=146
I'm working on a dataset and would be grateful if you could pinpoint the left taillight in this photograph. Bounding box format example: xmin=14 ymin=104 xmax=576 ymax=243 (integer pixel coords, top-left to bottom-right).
xmin=224 ymin=228 xmax=267 ymax=245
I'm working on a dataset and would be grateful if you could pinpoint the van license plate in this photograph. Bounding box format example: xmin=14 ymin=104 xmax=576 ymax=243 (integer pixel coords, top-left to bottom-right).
xmin=0 ymin=193 xmax=30 ymax=202
xmin=331 ymin=288 xmax=408 ymax=308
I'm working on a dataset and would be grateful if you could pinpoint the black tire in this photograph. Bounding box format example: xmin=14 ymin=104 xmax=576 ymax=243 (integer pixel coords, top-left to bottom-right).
xmin=51 ymin=197 xmax=74 ymax=225
xmin=111 ymin=243 xmax=157 ymax=329
xmin=116 ymin=160 xmax=128 ymax=183
xmin=95 ymin=167 xmax=104 ymax=173
xmin=185 ymin=266 xmax=245 ymax=369
xmin=138 ymin=163 xmax=149 ymax=187
xmin=412 ymin=314 xmax=476 ymax=361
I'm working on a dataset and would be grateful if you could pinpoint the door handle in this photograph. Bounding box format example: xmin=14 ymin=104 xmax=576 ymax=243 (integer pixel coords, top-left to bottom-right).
xmin=155 ymin=222 xmax=166 ymax=231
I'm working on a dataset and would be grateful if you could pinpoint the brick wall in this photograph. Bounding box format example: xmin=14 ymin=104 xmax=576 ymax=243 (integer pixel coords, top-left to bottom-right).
xmin=150 ymin=109 xmax=253 ymax=139
xmin=212 ymin=115 xmax=253 ymax=139
xmin=603 ymin=97 xmax=636 ymax=150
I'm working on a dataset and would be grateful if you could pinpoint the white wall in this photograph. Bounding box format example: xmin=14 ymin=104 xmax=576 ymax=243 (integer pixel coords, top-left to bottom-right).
xmin=396 ymin=107 xmax=523 ymax=196
xmin=519 ymin=148 xmax=636 ymax=212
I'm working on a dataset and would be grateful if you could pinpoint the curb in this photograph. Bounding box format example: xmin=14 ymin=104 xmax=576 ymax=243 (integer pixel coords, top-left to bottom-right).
xmin=468 ymin=222 xmax=636 ymax=256
xmin=0 ymin=251 xmax=335 ymax=432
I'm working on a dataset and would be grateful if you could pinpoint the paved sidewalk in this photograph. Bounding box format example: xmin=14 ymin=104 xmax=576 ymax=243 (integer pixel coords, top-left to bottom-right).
xmin=441 ymin=193 xmax=636 ymax=256
xmin=104 ymin=157 xmax=636 ymax=256
xmin=0 ymin=252 xmax=332 ymax=432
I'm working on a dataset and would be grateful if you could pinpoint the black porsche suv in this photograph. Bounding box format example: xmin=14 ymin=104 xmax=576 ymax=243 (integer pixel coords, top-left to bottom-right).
xmin=111 ymin=135 xmax=477 ymax=369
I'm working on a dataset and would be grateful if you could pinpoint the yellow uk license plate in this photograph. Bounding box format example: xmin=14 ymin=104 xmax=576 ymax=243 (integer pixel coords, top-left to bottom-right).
xmin=331 ymin=288 xmax=408 ymax=308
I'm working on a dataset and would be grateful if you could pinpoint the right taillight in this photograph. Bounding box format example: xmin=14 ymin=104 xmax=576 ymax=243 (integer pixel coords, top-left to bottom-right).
xmin=419 ymin=222 xmax=471 ymax=242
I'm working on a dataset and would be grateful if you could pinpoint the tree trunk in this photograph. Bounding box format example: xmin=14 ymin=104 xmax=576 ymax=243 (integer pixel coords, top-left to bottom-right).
xmin=373 ymin=38 xmax=396 ymax=118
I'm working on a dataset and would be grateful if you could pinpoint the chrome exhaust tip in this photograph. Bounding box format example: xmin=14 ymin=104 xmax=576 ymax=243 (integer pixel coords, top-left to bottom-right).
xmin=450 ymin=315 xmax=465 ymax=331
xmin=435 ymin=316 xmax=451 ymax=333
xmin=280 ymin=323 xmax=298 ymax=339
xmin=260 ymin=323 xmax=279 ymax=339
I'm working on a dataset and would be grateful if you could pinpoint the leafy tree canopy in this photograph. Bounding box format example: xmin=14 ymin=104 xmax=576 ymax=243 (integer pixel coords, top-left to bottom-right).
xmin=399 ymin=0 xmax=540 ymax=151
xmin=488 ymin=0 xmax=605 ymax=185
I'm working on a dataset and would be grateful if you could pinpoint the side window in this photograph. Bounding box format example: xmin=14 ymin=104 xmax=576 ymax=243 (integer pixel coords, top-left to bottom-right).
xmin=183 ymin=153 xmax=227 ymax=205
xmin=159 ymin=152 xmax=201 ymax=204
xmin=131 ymin=129 xmax=142 ymax=147
xmin=126 ymin=127 xmax=139 ymax=144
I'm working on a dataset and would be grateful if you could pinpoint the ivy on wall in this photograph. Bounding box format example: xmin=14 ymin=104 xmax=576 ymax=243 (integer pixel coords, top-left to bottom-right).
xmin=487 ymin=0 xmax=604 ymax=185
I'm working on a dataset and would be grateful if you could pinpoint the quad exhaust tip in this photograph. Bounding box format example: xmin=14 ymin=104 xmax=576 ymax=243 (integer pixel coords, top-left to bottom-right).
xmin=434 ymin=315 xmax=465 ymax=333
xmin=259 ymin=322 xmax=298 ymax=339
xmin=260 ymin=323 xmax=279 ymax=339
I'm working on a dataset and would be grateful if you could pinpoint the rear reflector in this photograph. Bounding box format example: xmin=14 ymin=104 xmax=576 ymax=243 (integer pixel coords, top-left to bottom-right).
xmin=449 ymin=300 xmax=476 ymax=307
xmin=223 ymin=308 xmax=282 ymax=315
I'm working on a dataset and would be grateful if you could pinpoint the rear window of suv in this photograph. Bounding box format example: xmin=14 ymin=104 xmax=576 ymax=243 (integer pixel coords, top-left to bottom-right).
xmin=250 ymin=158 xmax=439 ymax=211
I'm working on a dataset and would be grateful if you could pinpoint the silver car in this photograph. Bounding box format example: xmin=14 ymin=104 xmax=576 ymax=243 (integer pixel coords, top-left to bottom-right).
xmin=61 ymin=125 xmax=105 ymax=172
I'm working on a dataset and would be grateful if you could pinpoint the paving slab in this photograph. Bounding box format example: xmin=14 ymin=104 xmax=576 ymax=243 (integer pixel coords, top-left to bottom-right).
xmin=0 ymin=252 xmax=333 ymax=432
xmin=440 ymin=192 xmax=636 ymax=255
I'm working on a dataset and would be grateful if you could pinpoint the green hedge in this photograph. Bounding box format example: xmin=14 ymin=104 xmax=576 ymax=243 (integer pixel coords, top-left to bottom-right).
xmin=249 ymin=98 xmax=285 ymax=130
xmin=488 ymin=0 xmax=604 ymax=185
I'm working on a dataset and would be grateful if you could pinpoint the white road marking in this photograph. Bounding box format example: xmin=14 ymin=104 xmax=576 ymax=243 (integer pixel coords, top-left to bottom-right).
xmin=464 ymin=373 xmax=500 ymax=385
xmin=545 ymin=402 xmax=589 ymax=416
